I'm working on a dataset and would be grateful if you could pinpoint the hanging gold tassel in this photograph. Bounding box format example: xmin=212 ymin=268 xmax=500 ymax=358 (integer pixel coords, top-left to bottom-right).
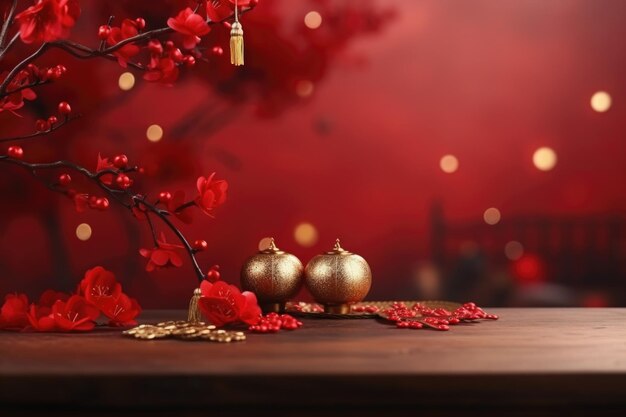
xmin=230 ymin=21 xmax=244 ymax=66
xmin=230 ymin=0 xmax=244 ymax=66
xmin=187 ymin=288 xmax=202 ymax=323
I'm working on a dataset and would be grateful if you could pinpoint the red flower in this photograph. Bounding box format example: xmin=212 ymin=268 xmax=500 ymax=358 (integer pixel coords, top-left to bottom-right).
xmin=168 ymin=7 xmax=210 ymax=50
xmin=96 ymin=153 xmax=115 ymax=185
xmin=206 ymin=0 xmax=252 ymax=23
xmin=195 ymin=173 xmax=228 ymax=216
xmin=0 ymin=293 xmax=30 ymax=330
xmin=167 ymin=190 xmax=194 ymax=223
xmin=139 ymin=233 xmax=184 ymax=271
xmin=98 ymin=293 xmax=142 ymax=327
xmin=15 ymin=0 xmax=80 ymax=44
xmin=78 ymin=266 xmax=141 ymax=327
xmin=198 ymin=280 xmax=261 ymax=327
xmin=144 ymin=56 xmax=179 ymax=85
xmin=27 ymin=304 xmax=56 ymax=331
xmin=78 ymin=266 xmax=122 ymax=303
xmin=0 ymin=71 xmax=37 ymax=115
xmin=106 ymin=19 xmax=140 ymax=67
xmin=51 ymin=295 xmax=100 ymax=332
xmin=26 ymin=290 xmax=70 ymax=332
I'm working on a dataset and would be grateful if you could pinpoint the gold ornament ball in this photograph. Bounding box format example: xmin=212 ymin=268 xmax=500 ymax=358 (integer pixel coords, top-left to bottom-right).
xmin=240 ymin=238 xmax=303 ymax=313
xmin=304 ymin=239 xmax=372 ymax=313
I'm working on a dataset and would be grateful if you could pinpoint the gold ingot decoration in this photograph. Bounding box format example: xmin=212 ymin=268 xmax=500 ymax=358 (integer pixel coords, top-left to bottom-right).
xmin=240 ymin=237 xmax=304 ymax=313
xmin=123 ymin=321 xmax=246 ymax=343
xmin=304 ymin=239 xmax=372 ymax=314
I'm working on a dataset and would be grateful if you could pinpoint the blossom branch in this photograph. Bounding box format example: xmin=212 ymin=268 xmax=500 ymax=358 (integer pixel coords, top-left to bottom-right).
xmin=0 ymin=155 xmax=207 ymax=282
xmin=0 ymin=114 xmax=80 ymax=143
xmin=0 ymin=7 xmax=252 ymax=96
xmin=134 ymin=196 xmax=205 ymax=280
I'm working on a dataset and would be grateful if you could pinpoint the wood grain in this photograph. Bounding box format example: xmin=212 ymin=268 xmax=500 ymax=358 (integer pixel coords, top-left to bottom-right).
xmin=2 ymin=308 xmax=626 ymax=415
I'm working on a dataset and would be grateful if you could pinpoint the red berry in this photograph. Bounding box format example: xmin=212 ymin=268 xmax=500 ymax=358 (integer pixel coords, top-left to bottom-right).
xmin=211 ymin=46 xmax=224 ymax=56
xmin=35 ymin=119 xmax=49 ymax=132
xmin=58 ymin=174 xmax=71 ymax=186
xmin=193 ymin=240 xmax=208 ymax=251
xmin=95 ymin=197 xmax=109 ymax=210
xmin=148 ymin=39 xmax=163 ymax=55
xmin=55 ymin=65 xmax=67 ymax=75
xmin=113 ymin=154 xmax=128 ymax=168
xmin=115 ymin=174 xmax=132 ymax=189
xmin=206 ymin=265 xmax=220 ymax=282
xmin=7 ymin=146 xmax=23 ymax=159
xmin=171 ymin=48 xmax=183 ymax=62
xmin=158 ymin=191 xmax=172 ymax=202
xmin=58 ymin=101 xmax=71 ymax=115
xmin=183 ymin=55 xmax=195 ymax=67
xmin=47 ymin=115 xmax=58 ymax=125
xmin=135 ymin=18 xmax=146 ymax=29
xmin=46 ymin=69 xmax=57 ymax=80
xmin=98 ymin=25 xmax=111 ymax=39
xmin=164 ymin=40 xmax=175 ymax=51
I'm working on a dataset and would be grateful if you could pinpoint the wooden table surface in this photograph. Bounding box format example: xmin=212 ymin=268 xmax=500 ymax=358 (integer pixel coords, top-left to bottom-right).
xmin=2 ymin=308 xmax=626 ymax=416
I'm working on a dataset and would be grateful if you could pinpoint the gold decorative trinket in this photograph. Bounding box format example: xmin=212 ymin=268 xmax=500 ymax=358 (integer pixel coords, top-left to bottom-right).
xmin=240 ymin=237 xmax=304 ymax=313
xmin=304 ymin=239 xmax=372 ymax=314
xmin=123 ymin=321 xmax=246 ymax=343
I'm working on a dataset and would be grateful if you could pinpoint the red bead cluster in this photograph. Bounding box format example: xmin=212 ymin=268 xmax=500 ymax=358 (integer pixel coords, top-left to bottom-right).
xmin=248 ymin=313 xmax=303 ymax=333
xmin=383 ymin=302 xmax=498 ymax=331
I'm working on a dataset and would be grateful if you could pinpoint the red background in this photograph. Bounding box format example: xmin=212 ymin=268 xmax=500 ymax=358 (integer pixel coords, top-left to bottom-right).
xmin=2 ymin=0 xmax=626 ymax=307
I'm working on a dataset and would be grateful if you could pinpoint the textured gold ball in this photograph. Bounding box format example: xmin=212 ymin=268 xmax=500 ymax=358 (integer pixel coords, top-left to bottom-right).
xmin=304 ymin=239 xmax=372 ymax=313
xmin=240 ymin=238 xmax=303 ymax=312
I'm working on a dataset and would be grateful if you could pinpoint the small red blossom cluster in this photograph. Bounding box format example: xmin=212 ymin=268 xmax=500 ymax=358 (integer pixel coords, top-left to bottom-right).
xmin=0 ymin=64 xmax=66 ymax=114
xmin=195 ymin=277 xmax=303 ymax=332
xmin=167 ymin=7 xmax=210 ymax=50
xmin=206 ymin=0 xmax=257 ymax=23
xmin=197 ymin=280 xmax=261 ymax=327
xmin=248 ymin=313 xmax=303 ymax=333
xmin=140 ymin=233 xmax=184 ymax=272
xmin=0 ymin=266 xmax=141 ymax=332
xmin=15 ymin=0 xmax=80 ymax=44
xmin=383 ymin=302 xmax=498 ymax=331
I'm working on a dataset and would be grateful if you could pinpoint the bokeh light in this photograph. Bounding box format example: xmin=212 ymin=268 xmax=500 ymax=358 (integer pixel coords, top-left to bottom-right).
xmin=512 ymin=254 xmax=544 ymax=284
xmin=118 ymin=72 xmax=135 ymax=91
xmin=590 ymin=91 xmax=612 ymax=112
xmin=439 ymin=154 xmax=459 ymax=173
xmin=258 ymin=237 xmax=273 ymax=251
xmin=75 ymin=223 xmax=92 ymax=241
xmin=304 ymin=11 xmax=322 ymax=29
xmin=294 ymin=222 xmax=318 ymax=247
xmin=483 ymin=207 xmax=501 ymax=225
xmin=504 ymin=241 xmax=524 ymax=260
xmin=146 ymin=124 xmax=163 ymax=142
xmin=532 ymin=147 xmax=557 ymax=171
xmin=296 ymin=80 xmax=314 ymax=98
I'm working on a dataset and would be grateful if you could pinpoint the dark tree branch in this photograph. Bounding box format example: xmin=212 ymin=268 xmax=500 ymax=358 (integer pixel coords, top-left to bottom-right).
xmin=0 ymin=155 xmax=206 ymax=283
xmin=0 ymin=31 xmax=19 ymax=60
xmin=0 ymin=114 xmax=80 ymax=143
xmin=0 ymin=0 xmax=17 ymax=49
